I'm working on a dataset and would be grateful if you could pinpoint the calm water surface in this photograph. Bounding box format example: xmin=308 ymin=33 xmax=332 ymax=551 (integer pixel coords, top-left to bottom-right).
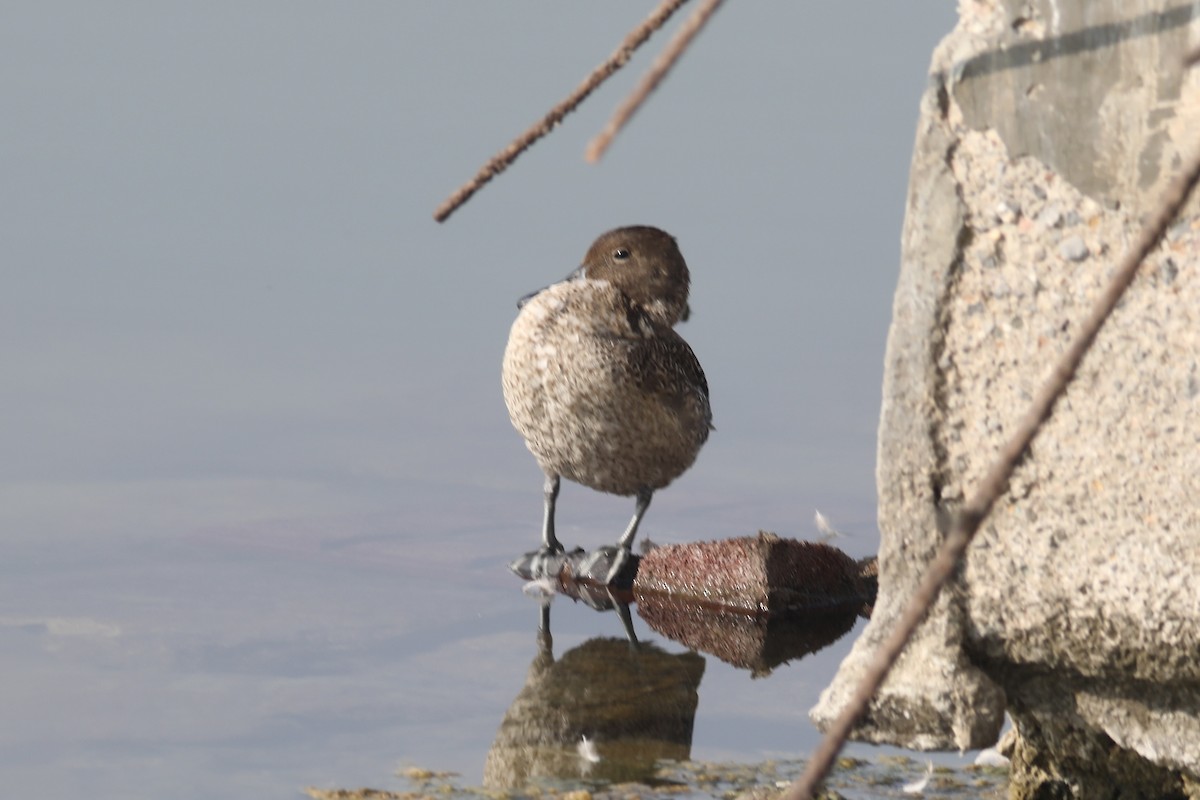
xmin=2 ymin=475 xmax=968 ymax=798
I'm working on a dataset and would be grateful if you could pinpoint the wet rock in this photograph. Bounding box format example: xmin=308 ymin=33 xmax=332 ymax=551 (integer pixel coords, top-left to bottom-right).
xmin=633 ymin=532 xmax=874 ymax=614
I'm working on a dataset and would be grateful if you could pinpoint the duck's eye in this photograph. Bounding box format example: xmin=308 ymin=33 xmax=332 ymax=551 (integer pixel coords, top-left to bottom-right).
xmin=613 ymin=248 xmax=631 ymax=261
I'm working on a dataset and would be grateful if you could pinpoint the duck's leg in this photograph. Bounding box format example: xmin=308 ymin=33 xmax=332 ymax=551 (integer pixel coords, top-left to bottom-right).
xmin=616 ymin=487 xmax=654 ymax=550
xmin=541 ymin=473 xmax=564 ymax=553
xmin=605 ymin=487 xmax=653 ymax=584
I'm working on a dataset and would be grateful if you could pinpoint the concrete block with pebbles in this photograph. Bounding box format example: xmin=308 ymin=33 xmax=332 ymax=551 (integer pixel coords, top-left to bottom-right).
xmin=812 ymin=3 xmax=1200 ymax=797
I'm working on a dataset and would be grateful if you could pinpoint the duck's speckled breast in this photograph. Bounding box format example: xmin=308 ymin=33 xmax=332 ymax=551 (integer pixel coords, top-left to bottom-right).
xmin=502 ymin=280 xmax=710 ymax=496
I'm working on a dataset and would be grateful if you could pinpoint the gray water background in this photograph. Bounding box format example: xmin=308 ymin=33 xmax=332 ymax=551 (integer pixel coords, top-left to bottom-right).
xmin=2 ymin=4 xmax=961 ymax=797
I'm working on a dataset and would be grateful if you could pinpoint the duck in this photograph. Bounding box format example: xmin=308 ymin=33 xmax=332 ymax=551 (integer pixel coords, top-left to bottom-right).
xmin=501 ymin=225 xmax=712 ymax=582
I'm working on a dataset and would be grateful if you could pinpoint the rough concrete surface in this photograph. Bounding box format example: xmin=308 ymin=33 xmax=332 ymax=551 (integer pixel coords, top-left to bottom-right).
xmin=812 ymin=2 xmax=1200 ymax=797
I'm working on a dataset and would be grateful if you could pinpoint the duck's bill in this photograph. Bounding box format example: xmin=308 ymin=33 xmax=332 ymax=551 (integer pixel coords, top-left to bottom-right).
xmin=516 ymin=266 xmax=587 ymax=309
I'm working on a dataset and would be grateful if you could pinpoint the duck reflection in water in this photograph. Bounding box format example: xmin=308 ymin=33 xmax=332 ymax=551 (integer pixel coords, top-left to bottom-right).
xmin=484 ymin=579 xmax=867 ymax=792
xmin=483 ymin=613 xmax=705 ymax=791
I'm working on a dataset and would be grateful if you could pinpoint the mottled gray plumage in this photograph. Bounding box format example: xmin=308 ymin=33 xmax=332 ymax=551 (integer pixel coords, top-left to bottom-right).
xmin=502 ymin=226 xmax=712 ymax=576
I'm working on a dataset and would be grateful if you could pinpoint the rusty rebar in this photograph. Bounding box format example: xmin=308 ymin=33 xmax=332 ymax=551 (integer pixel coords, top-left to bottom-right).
xmin=585 ymin=0 xmax=727 ymax=163
xmin=433 ymin=0 xmax=692 ymax=223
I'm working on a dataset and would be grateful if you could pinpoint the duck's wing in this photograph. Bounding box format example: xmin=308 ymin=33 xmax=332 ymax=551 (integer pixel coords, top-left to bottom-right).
xmin=626 ymin=327 xmax=712 ymax=431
